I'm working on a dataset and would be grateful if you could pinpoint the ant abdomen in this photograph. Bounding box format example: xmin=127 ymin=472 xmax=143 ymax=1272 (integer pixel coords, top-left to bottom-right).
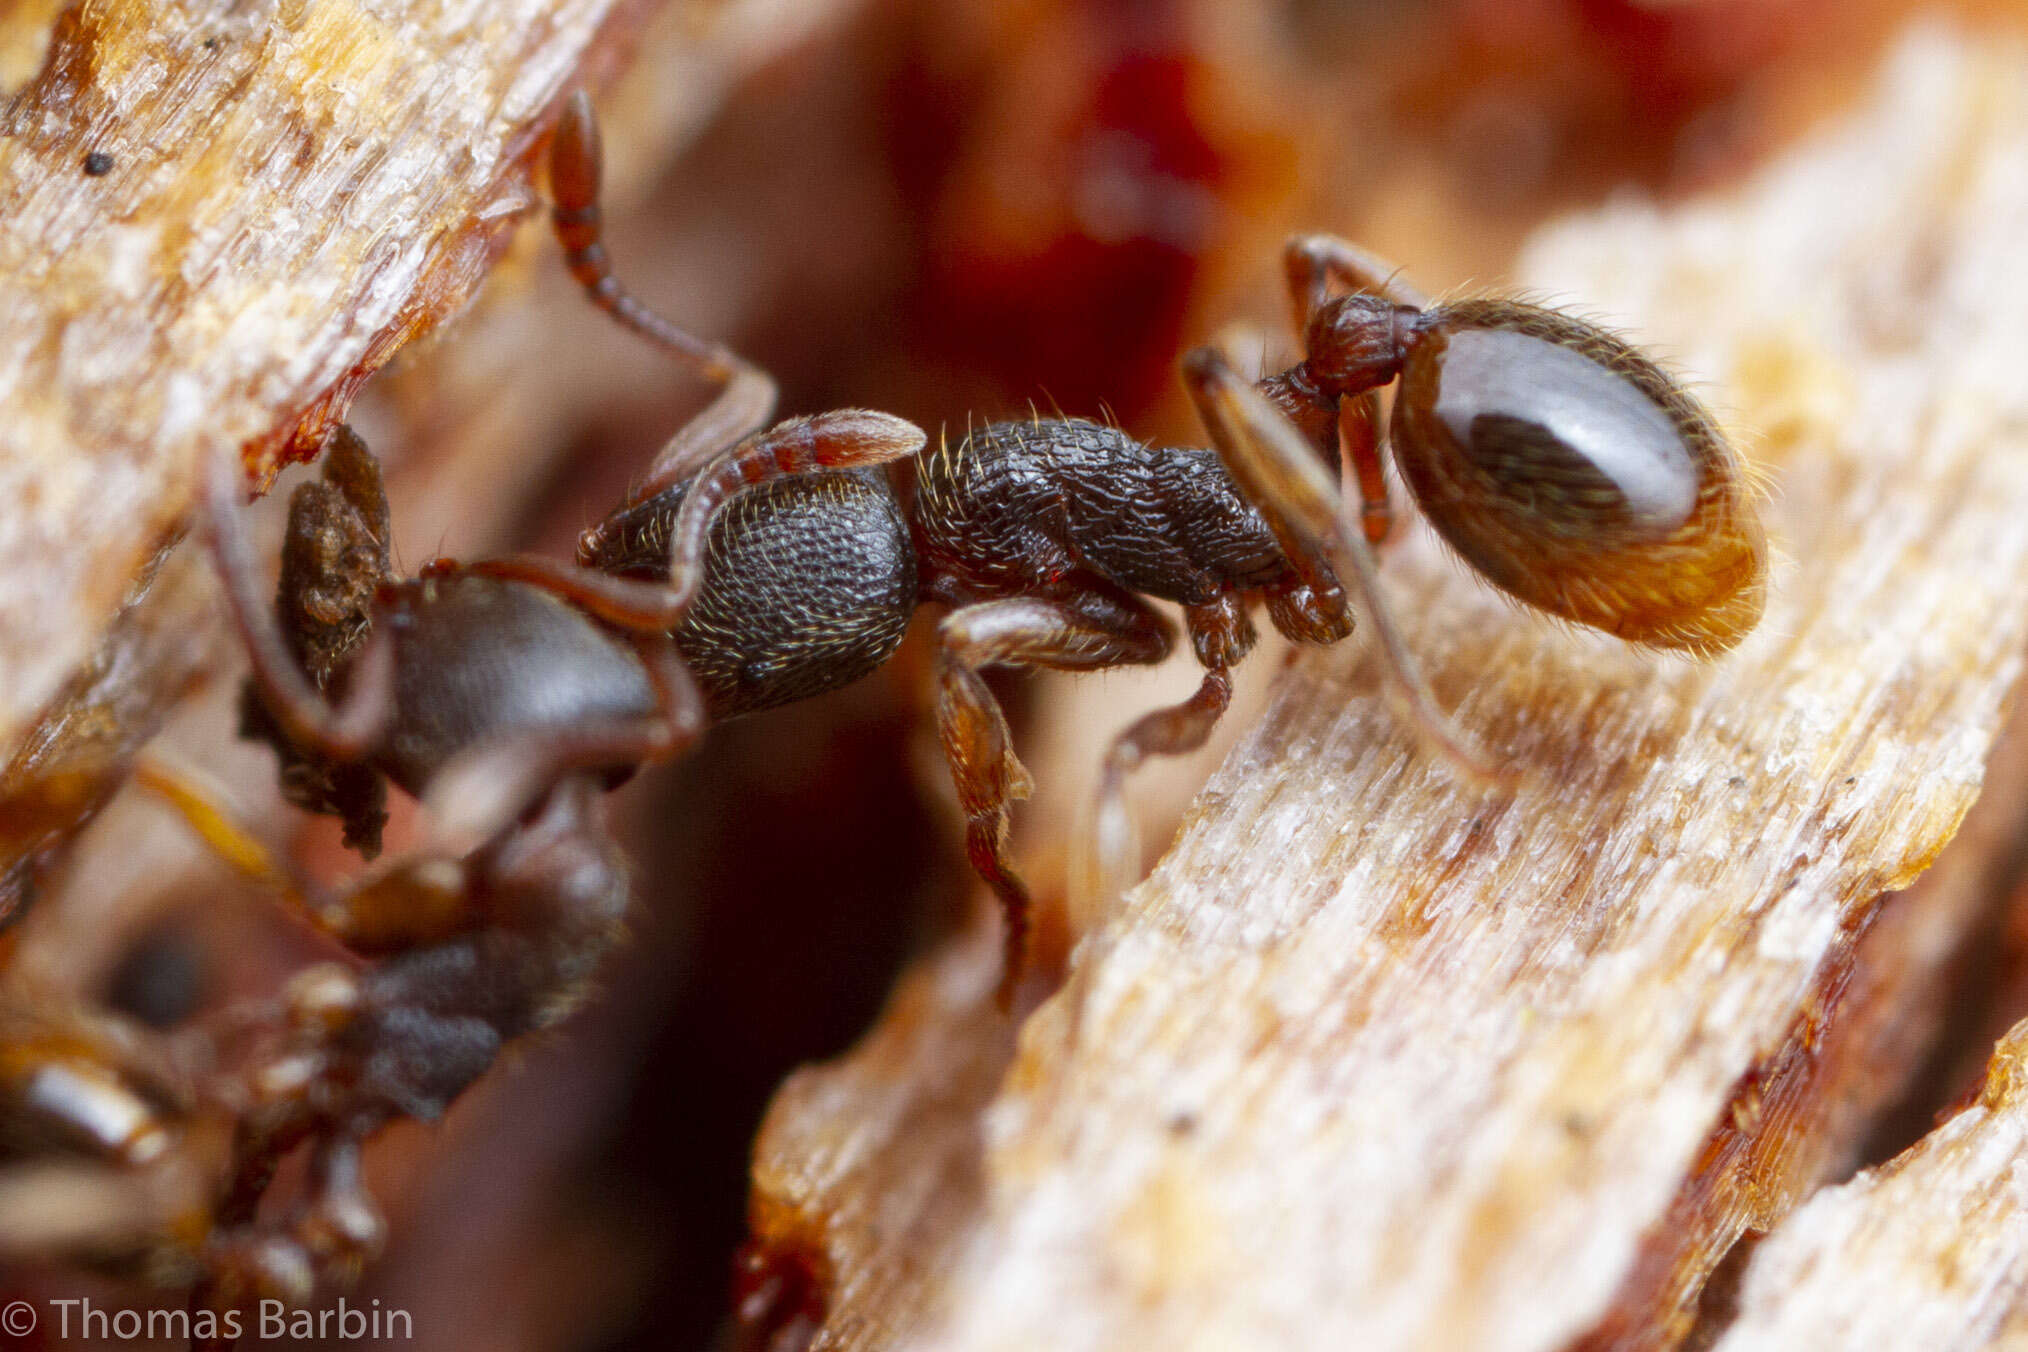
xmin=1392 ymin=298 xmax=1767 ymax=655
xmin=584 ymin=469 xmax=917 ymax=720
xmin=375 ymin=574 xmax=662 ymax=793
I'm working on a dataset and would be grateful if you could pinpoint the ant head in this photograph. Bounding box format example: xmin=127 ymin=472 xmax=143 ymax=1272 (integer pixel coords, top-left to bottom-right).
xmin=1303 ymin=294 xmax=1420 ymax=397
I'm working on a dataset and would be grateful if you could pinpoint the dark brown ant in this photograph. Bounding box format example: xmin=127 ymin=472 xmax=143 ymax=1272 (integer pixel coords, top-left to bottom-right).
xmin=526 ymin=90 xmax=1353 ymax=1003
xmin=21 ymin=128 xmax=919 ymax=1333
xmin=539 ymin=100 xmax=1766 ymax=1004
xmin=146 ymin=412 xmax=918 ymax=1314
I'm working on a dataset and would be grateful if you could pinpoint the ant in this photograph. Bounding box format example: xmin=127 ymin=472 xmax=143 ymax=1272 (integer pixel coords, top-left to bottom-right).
xmin=3 ymin=114 xmax=920 ymax=1334
xmin=1 ymin=85 xmax=1767 ymax=1340
xmin=542 ymin=103 xmax=1767 ymax=1000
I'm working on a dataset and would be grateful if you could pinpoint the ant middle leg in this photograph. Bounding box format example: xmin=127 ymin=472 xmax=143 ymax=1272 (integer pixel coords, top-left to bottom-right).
xmin=1341 ymin=390 xmax=1395 ymax=546
xmin=935 ymin=587 xmax=1174 ymax=1008
xmin=1184 ymin=344 xmax=1510 ymax=789
xmin=1077 ymin=595 xmax=1254 ymax=913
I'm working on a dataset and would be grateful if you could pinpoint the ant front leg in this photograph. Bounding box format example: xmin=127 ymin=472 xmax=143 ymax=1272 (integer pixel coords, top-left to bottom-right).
xmin=936 ymin=588 xmax=1173 ymax=1009
xmin=1184 ymin=344 xmax=1511 ymax=790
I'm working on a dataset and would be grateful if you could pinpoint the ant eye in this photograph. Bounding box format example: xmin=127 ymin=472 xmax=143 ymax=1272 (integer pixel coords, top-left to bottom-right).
xmin=1393 ymin=300 xmax=1766 ymax=654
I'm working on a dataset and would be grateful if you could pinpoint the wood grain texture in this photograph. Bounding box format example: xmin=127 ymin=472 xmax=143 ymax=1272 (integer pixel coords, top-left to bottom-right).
xmin=0 ymin=0 xmax=659 ymax=763
xmin=1712 ymin=1014 xmax=2028 ymax=1352
xmin=748 ymin=23 xmax=2028 ymax=1352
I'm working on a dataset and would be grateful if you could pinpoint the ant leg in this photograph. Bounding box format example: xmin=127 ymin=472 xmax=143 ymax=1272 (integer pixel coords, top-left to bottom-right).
xmin=549 ymin=90 xmax=780 ymax=495
xmin=544 ymin=409 xmax=923 ymax=631
xmin=1283 ymin=233 xmax=1430 ymax=327
xmin=0 ymin=1002 xmax=184 ymax=1166
xmin=418 ymin=634 xmax=703 ymax=849
xmin=205 ymin=438 xmax=394 ymax=764
xmin=188 ymin=1123 xmax=382 ymax=1337
xmin=133 ymin=755 xmax=474 ymax=956
xmin=1342 ymin=390 xmax=1394 ymax=546
xmin=1184 ymin=344 xmax=1511 ymax=789
xmin=1076 ymin=596 xmax=1252 ymax=912
xmin=937 ymin=590 xmax=1173 ymax=1009
xmin=292 ymin=1130 xmax=384 ymax=1269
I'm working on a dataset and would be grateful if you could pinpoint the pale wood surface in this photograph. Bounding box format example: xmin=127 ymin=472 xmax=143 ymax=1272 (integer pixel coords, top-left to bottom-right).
xmin=750 ymin=24 xmax=2028 ymax=1351
xmin=0 ymin=0 xmax=657 ymax=763
xmin=1713 ymin=1014 xmax=2028 ymax=1352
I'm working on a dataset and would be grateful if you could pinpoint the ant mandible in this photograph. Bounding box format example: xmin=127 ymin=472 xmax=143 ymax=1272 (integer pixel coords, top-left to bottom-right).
xmin=540 ymin=99 xmax=1767 ymax=1005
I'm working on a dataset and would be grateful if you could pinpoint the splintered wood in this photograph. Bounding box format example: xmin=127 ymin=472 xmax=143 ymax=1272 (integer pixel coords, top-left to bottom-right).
xmin=1712 ymin=1017 xmax=2028 ymax=1352
xmin=749 ymin=25 xmax=2028 ymax=1352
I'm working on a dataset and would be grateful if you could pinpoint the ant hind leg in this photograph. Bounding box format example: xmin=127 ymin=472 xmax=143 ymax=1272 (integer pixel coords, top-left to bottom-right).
xmin=936 ymin=591 xmax=1174 ymax=1010
xmin=549 ymin=90 xmax=780 ymax=497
